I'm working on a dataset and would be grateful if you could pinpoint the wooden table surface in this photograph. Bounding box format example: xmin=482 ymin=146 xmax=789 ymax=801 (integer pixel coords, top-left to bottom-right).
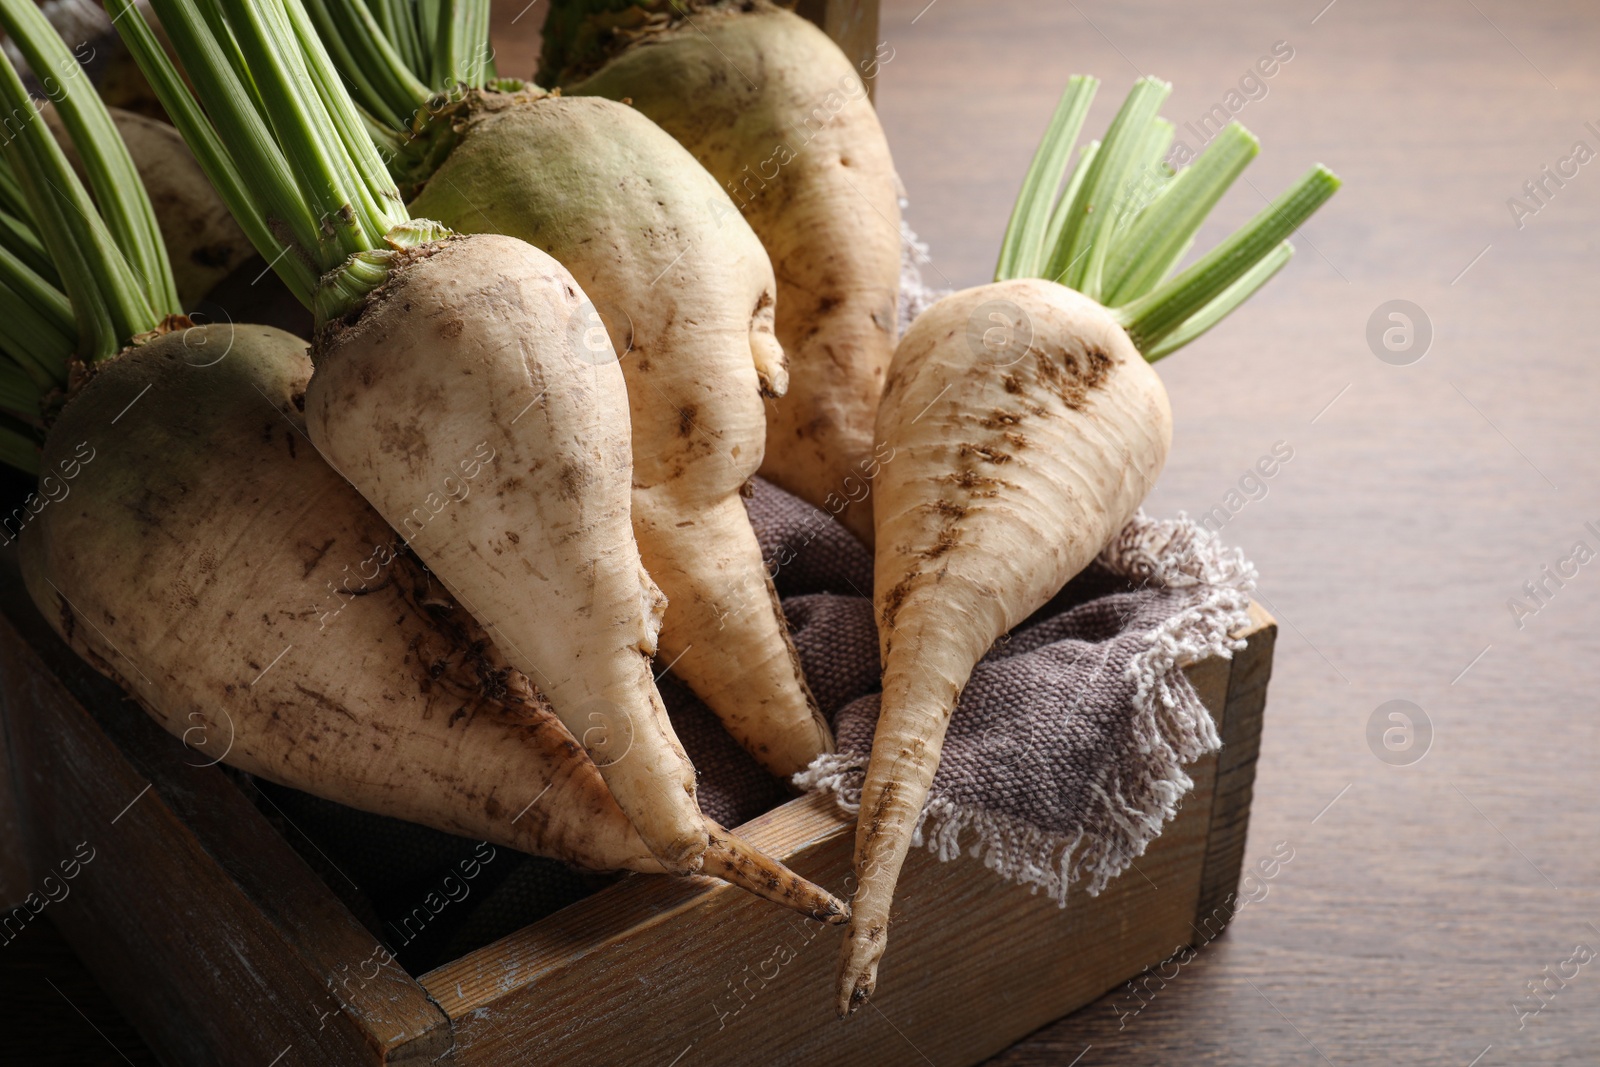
xmin=7 ymin=1 xmax=1599 ymax=1064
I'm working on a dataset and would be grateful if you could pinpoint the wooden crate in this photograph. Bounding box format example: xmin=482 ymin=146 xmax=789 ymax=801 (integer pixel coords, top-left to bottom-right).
xmin=0 ymin=546 xmax=1274 ymax=1066
xmin=0 ymin=9 xmax=1278 ymax=1061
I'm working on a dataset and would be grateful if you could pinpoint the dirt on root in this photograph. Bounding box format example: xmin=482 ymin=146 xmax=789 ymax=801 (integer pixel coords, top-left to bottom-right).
xmin=1036 ymin=340 xmax=1113 ymax=410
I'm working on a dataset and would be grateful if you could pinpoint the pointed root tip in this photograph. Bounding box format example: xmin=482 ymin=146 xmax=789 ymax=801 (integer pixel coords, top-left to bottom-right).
xmin=835 ymin=973 xmax=875 ymax=1018
xmin=835 ymin=931 xmax=881 ymax=1017
xmin=700 ymin=820 xmax=850 ymax=923
xmin=812 ymin=896 xmax=851 ymax=925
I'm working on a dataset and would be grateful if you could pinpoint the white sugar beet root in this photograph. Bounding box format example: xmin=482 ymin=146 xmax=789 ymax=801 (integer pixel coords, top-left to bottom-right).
xmin=832 ymin=66 xmax=1339 ymax=1003
xmin=556 ymin=1 xmax=903 ymax=545
xmin=407 ymin=93 xmax=831 ymax=779
xmin=838 ymin=281 xmax=1172 ymax=1012
xmin=306 ymin=234 xmax=711 ymax=874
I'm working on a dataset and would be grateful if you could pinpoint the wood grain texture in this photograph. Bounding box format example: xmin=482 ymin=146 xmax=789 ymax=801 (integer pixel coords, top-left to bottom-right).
xmin=1194 ymin=601 xmax=1276 ymax=934
xmin=0 ymin=566 xmax=450 ymax=1067
xmin=410 ymin=617 xmax=1260 ymax=1067
xmin=15 ymin=0 xmax=1593 ymax=1057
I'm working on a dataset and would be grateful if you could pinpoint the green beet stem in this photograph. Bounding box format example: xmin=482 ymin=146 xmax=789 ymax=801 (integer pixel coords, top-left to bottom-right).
xmin=376 ymin=0 xmax=429 ymax=74
xmin=121 ymin=0 xmax=421 ymax=317
xmin=1143 ymin=240 xmax=1294 ymax=361
xmin=217 ymin=0 xmax=384 ymax=259
xmin=304 ymin=0 xmax=432 ymax=126
xmin=1000 ymin=73 xmax=1341 ymax=360
xmin=1107 ymin=116 xmax=1175 ymax=244
xmin=1042 ymin=140 xmax=1098 ymax=282
xmin=995 ymin=76 xmax=1097 ymax=282
xmin=0 ymin=3 xmax=154 ymax=362
xmin=111 ymin=0 xmax=317 ymax=306
xmin=1117 ymin=165 xmax=1341 ymax=353
xmin=0 ymin=353 xmax=45 ymax=413
xmin=1102 ymin=122 xmax=1259 ymax=307
xmin=1044 ymin=76 xmax=1170 ymax=302
xmin=283 ymin=0 xmax=408 ymax=231
xmin=1 ymin=0 xmax=177 ymax=316
xmin=136 ymin=0 xmax=323 ymax=265
xmin=0 ymin=241 xmax=74 ymax=382
xmin=0 ymin=160 xmax=26 ymax=221
xmin=0 ymin=201 xmax=59 ymax=286
xmin=431 ymin=0 xmax=493 ymax=92
xmin=0 ymin=0 xmax=178 ymax=318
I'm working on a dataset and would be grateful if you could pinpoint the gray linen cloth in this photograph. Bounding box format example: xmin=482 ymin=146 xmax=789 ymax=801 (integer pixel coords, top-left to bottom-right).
xmin=740 ymin=478 xmax=1256 ymax=905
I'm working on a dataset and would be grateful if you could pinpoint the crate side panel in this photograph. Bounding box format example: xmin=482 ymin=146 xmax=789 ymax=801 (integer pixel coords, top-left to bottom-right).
xmin=428 ymin=743 xmax=1219 ymax=1067
xmin=0 ymin=614 xmax=396 ymax=1064
xmin=1195 ymin=605 xmax=1277 ymax=934
xmin=0 ymin=581 xmax=452 ymax=1065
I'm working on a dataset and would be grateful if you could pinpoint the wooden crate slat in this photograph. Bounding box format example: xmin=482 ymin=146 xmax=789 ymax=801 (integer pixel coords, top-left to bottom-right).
xmin=0 ymin=570 xmax=450 ymax=1066
xmin=421 ymin=783 xmax=1217 ymax=1066
xmin=1194 ymin=603 xmax=1277 ymax=936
